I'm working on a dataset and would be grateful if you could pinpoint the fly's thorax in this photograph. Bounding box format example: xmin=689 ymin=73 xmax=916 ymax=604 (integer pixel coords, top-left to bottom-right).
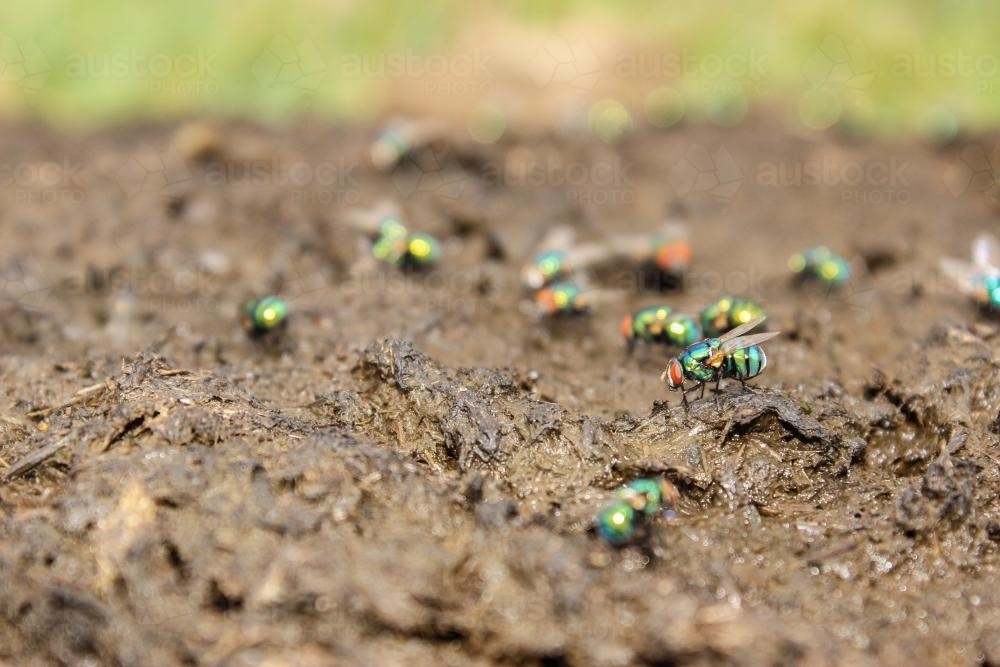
xmin=680 ymin=341 xmax=718 ymax=383
xmin=536 ymin=281 xmax=589 ymax=316
xmin=523 ymin=250 xmax=568 ymax=290
xmin=977 ymin=275 xmax=1000 ymax=310
xmin=618 ymin=479 xmax=663 ymax=515
xmin=631 ymin=306 xmax=672 ymax=341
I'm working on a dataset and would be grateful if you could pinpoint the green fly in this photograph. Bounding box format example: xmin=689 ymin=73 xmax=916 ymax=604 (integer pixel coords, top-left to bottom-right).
xmin=596 ymin=478 xmax=679 ymax=545
xmin=620 ymin=306 xmax=701 ymax=351
xmin=940 ymin=233 xmax=1000 ymax=315
xmin=699 ymin=296 xmax=766 ymax=338
xmin=661 ymin=316 xmax=779 ymax=408
xmin=788 ymin=246 xmax=851 ymax=286
xmin=371 ymin=216 xmax=442 ymax=270
xmin=534 ymin=281 xmax=592 ymax=316
xmin=242 ymin=296 xmax=288 ymax=337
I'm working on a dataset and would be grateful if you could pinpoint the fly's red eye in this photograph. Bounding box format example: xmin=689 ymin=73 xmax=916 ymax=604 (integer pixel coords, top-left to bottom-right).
xmin=620 ymin=315 xmax=633 ymax=339
xmin=668 ymin=360 xmax=683 ymax=387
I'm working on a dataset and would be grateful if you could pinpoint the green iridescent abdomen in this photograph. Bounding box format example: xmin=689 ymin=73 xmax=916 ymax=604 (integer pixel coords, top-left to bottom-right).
xmin=596 ymin=501 xmax=636 ymax=545
xmin=723 ymin=345 xmax=766 ymax=380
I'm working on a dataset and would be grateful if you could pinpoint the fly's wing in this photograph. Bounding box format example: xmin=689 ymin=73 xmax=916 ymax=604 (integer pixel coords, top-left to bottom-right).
xmin=715 ymin=315 xmax=766 ymax=343
xmin=707 ymin=331 xmax=781 ymax=365
xmin=703 ymin=316 xmax=770 ymax=364
xmin=718 ymin=331 xmax=781 ymax=354
xmin=343 ymin=200 xmax=401 ymax=234
xmin=535 ymin=225 xmax=577 ymax=254
xmin=602 ymin=222 xmax=689 ymax=263
xmin=570 ymin=241 xmax=627 ymax=272
xmin=940 ymin=257 xmax=979 ymax=294
xmin=972 ymin=233 xmax=1000 ymax=275
xmin=655 ymin=221 xmax=688 ymax=242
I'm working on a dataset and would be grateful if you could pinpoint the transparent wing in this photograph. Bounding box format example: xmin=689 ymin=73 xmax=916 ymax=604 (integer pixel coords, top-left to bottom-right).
xmin=940 ymin=257 xmax=978 ymax=293
xmin=715 ymin=316 xmax=766 ymax=343
xmin=971 ymin=233 xmax=1000 ymax=274
xmin=719 ymin=330 xmax=781 ymax=354
xmin=535 ymin=225 xmax=576 ymax=253
xmin=656 ymin=221 xmax=689 ymax=241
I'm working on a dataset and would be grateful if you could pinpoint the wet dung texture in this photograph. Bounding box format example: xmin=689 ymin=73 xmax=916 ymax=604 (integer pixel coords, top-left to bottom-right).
xmin=2 ymin=119 xmax=1000 ymax=666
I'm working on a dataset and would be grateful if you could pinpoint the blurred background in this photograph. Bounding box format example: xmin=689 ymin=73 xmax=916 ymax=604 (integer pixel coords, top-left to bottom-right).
xmin=1 ymin=0 xmax=998 ymax=138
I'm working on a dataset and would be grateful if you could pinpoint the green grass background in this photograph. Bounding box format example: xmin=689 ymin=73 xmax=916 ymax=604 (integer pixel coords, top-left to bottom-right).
xmin=1 ymin=0 xmax=998 ymax=134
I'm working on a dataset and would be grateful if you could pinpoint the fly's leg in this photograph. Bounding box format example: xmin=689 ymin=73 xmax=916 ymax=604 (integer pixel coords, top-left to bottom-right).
xmin=679 ymin=382 xmax=698 ymax=412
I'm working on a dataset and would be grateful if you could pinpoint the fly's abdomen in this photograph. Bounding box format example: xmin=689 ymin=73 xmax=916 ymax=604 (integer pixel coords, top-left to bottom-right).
xmin=724 ymin=345 xmax=766 ymax=380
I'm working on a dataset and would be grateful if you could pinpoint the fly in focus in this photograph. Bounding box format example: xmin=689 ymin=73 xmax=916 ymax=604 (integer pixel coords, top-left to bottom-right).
xmin=661 ymin=316 xmax=779 ymax=408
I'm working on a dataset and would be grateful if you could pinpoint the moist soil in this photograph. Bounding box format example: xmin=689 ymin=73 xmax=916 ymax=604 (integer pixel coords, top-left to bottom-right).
xmin=2 ymin=117 xmax=1000 ymax=666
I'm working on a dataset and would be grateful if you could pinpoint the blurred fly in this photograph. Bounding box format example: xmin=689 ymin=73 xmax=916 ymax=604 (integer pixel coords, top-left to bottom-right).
xmin=940 ymin=233 xmax=1000 ymax=314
